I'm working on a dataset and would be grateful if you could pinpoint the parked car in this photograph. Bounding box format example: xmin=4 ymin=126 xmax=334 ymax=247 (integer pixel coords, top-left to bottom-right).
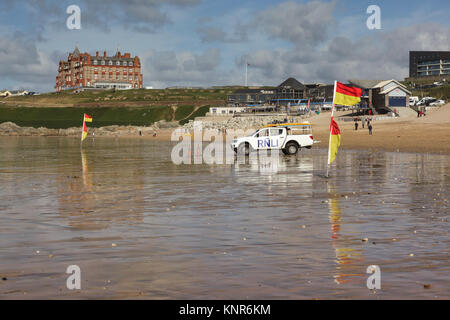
xmin=416 ymin=97 xmax=436 ymax=106
xmin=429 ymin=100 xmax=445 ymax=106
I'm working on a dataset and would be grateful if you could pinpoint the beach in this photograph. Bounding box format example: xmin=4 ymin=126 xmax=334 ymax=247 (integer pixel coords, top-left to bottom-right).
xmin=1 ymin=104 xmax=449 ymax=155
xmin=120 ymin=103 xmax=450 ymax=155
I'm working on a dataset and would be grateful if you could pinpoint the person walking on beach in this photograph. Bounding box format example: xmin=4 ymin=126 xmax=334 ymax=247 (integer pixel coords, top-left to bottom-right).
xmin=362 ymin=118 xmax=365 ymax=129
xmin=354 ymin=118 xmax=359 ymax=131
xmin=368 ymin=122 xmax=373 ymax=135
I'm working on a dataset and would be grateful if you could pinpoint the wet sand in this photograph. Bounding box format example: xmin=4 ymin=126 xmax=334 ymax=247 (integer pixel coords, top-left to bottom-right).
xmin=0 ymin=137 xmax=449 ymax=299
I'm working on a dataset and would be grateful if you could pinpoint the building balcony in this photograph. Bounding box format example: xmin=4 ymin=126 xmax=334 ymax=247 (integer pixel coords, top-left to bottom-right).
xmin=418 ymin=60 xmax=441 ymax=66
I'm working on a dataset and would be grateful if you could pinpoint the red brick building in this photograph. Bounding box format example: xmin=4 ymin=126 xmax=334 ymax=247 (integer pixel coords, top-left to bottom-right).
xmin=55 ymin=46 xmax=143 ymax=91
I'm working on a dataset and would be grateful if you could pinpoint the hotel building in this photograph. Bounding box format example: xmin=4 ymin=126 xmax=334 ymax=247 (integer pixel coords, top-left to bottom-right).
xmin=55 ymin=46 xmax=143 ymax=91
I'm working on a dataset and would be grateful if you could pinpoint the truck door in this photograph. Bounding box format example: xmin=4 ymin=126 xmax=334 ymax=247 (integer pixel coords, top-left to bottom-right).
xmin=255 ymin=128 xmax=270 ymax=149
xmin=269 ymin=128 xmax=286 ymax=149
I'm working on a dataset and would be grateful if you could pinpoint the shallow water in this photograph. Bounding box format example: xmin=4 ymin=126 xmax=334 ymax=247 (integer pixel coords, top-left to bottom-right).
xmin=0 ymin=136 xmax=449 ymax=299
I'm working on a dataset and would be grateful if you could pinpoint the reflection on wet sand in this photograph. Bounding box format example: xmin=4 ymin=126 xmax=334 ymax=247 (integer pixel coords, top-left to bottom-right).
xmin=0 ymin=137 xmax=449 ymax=299
xmin=328 ymin=184 xmax=365 ymax=285
xmin=56 ymin=145 xmax=145 ymax=230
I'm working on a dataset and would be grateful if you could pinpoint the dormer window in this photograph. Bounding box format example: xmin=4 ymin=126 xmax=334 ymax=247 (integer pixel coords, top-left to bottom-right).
xmin=93 ymin=60 xmax=97 ymax=65
xmin=116 ymin=61 xmax=120 ymax=66
xmin=123 ymin=61 xmax=127 ymax=66
xmin=108 ymin=60 xmax=113 ymax=66
xmin=101 ymin=60 xmax=105 ymax=65
xmin=129 ymin=62 xmax=133 ymax=66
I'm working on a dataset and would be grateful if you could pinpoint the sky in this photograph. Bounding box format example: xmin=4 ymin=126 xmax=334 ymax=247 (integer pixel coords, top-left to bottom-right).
xmin=0 ymin=0 xmax=449 ymax=92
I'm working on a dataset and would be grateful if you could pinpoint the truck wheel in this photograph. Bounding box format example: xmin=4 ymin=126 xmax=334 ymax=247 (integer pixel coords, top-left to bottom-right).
xmin=237 ymin=143 xmax=251 ymax=156
xmin=284 ymin=142 xmax=299 ymax=155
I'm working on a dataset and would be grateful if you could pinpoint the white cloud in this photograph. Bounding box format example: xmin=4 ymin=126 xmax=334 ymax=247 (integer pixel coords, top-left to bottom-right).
xmin=144 ymin=48 xmax=225 ymax=87
xmin=255 ymin=0 xmax=337 ymax=47
xmin=20 ymin=0 xmax=202 ymax=36
xmin=240 ymin=23 xmax=450 ymax=85
xmin=0 ymin=35 xmax=57 ymax=91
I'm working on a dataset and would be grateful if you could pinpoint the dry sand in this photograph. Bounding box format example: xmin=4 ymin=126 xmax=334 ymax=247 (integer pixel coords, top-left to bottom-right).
xmin=309 ymin=104 xmax=450 ymax=154
xmin=137 ymin=104 xmax=450 ymax=155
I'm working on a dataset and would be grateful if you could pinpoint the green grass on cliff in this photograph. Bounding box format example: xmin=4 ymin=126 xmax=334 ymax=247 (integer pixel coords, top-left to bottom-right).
xmin=0 ymin=104 xmax=212 ymax=129
xmin=411 ymin=85 xmax=450 ymax=100
xmin=179 ymin=105 xmax=210 ymax=125
xmin=4 ymin=88 xmax=230 ymax=106
xmin=0 ymin=88 xmax=222 ymax=128
xmin=174 ymin=105 xmax=195 ymax=121
xmin=0 ymin=106 xmax=173 ymax=129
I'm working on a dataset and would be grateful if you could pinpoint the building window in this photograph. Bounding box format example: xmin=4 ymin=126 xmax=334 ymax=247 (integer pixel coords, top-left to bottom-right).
xmin=108 ymin=60 xmax=112 ymax=65
xmin=116 ymin=61 xmax=120 ymax=66
xmin=94 ymin=74 xmax=98 ymax=79
xmin=123 ymin=61 xmax=127 ymax=66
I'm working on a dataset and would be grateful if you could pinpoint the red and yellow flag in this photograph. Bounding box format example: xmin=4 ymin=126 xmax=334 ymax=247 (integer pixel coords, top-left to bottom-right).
xmin=328 ymin=116 xmax=341 ymax=165
xmin=81 ymin=113 xmax=93 ymax=142
xmin=84 ymin=114 xmax=93 ymax=123
xmin=334 ymin=82 xmax=362 ymax=106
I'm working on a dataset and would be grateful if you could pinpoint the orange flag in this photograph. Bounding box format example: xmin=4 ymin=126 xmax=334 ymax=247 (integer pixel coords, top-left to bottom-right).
xmin=81 ymin=114 xmax=93 ymax=142
xmin=334 ymin=81 xmax=362 ymax=106
xmin=328 ymin=116 xmax=341 ymax=165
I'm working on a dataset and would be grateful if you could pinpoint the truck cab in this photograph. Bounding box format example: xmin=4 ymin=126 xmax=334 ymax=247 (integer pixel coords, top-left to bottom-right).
xmin=231 ymin=123 xmax=315 ymax=155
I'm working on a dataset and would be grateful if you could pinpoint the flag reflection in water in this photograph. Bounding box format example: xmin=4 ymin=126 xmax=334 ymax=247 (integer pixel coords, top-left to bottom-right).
xmin=81 ymin=148 xmax=92 ymax=189
xmin=328 ymin=184 xmax=365 ymax=285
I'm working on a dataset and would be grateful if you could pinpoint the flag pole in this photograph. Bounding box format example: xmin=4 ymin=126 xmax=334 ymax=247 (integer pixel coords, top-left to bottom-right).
xmin=326 ymin=81 xmax=337 ymax=178
xmin=245 ymin=62 xmax=248 ymax=87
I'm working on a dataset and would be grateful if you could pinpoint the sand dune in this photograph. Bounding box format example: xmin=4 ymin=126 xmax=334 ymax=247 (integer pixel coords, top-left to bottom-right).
xmin=411 ymin=103 xmax=450 ymax=124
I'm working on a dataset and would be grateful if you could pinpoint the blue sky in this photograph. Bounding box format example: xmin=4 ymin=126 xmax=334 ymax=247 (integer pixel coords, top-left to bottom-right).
xmin=0 ymin=0 xmax=449 ymax=91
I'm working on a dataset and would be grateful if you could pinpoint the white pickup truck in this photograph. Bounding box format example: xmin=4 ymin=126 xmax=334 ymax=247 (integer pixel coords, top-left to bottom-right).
xmin=231 ymin=123 xmax=315 ymax=155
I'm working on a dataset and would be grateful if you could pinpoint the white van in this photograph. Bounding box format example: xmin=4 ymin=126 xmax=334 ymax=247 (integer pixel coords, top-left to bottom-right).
xmin=409 ymin=96 xmax=419 ymax=106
